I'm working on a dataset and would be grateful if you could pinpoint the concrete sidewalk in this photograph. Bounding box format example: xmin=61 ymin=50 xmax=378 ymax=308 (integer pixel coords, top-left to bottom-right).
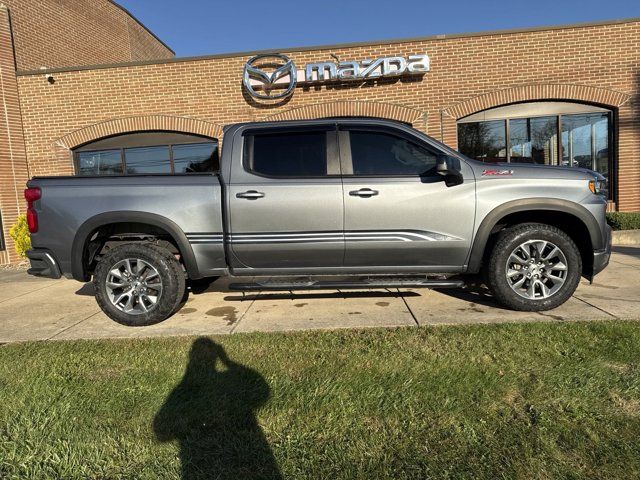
xmin=0 ymin=247 xmax=638 ymax=343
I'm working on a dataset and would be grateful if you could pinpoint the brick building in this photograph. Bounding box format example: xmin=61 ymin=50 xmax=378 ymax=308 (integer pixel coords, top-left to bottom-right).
xmin=0 ymin=0 xmax=638 ymax=264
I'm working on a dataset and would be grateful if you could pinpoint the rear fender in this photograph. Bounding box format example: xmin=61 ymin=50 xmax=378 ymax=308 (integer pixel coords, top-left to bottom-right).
xmin=71 ymin=211 xmax=200 ymax=281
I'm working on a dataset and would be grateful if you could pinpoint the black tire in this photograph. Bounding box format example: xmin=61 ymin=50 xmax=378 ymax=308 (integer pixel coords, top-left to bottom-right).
xmin=485 ymin=223 xmax=582 ymax=311
xmin=94 ymin=243 xmax=186 ymax=326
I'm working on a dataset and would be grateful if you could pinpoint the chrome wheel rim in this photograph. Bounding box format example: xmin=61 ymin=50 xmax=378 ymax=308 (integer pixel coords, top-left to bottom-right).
xmin=505 ymin=240 xmax=568 ymax=300
xmin=105 ymin=258 xmax=162 ymax=315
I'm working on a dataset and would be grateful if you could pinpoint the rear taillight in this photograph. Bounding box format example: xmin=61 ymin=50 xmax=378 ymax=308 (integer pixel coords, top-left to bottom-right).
xmin=24 ymin=187 xmax=41 ymax=233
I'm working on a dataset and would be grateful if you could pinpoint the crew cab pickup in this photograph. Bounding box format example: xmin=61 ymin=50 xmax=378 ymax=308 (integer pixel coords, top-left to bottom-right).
xmin=25 ymin=118 xmax=611 ymax=325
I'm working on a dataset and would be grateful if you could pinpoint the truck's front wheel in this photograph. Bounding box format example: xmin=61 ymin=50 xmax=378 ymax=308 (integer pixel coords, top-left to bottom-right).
xmin=485 ymin=223 xmax=582 ymax=311
xmin=94 ymin=243 xmax=185 ymax=326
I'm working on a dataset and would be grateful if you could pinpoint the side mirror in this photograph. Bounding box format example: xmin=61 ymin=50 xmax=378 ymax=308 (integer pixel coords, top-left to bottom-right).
xmin=436 ymin=155 xmax=464 ymax=187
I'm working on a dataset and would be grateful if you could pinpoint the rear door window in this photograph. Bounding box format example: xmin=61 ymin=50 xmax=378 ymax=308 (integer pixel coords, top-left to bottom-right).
xmin=245 ymin=131 xmax=328 ymax=177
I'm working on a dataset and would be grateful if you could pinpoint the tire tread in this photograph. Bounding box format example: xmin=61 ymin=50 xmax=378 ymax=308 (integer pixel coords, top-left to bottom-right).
xmin=485 ymin=223 xmax=582 ymax=311
xmin=93 ymin=242 xmax=186 ymax=326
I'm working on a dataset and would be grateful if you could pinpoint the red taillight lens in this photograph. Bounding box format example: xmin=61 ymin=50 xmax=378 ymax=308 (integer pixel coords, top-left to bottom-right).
xmin=26 ymin=207 xmax=38 ymax=233
xmin=24 ymin=187 xmax=41 ymax=233
xmin=24 ymin=187 xmax=41 ymax=202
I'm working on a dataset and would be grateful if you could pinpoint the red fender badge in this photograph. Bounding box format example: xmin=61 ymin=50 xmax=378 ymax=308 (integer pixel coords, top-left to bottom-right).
xmin=482 ymin=169 xmax=514 ymax=176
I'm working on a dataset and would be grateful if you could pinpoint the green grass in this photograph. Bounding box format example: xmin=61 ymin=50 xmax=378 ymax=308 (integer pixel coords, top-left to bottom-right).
xmin=1 ymin=322 xmax=640 ymax=479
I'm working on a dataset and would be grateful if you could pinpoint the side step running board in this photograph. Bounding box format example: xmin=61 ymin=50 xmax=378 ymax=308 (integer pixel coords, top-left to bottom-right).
xmin=229 ymin=278 xmax=465 ymax=291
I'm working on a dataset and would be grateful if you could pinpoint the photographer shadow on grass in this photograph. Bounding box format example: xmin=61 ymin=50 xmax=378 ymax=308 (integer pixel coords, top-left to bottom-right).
xmin=153 ymin=337 xmax=282 ymax=480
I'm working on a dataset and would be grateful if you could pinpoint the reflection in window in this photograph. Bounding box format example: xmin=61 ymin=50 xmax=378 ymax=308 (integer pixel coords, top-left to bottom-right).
xmin=458 ymin=110 xmax=611 ymax=185
xmin=594 ymin=116 xmax=609 ymax=178
xmin=77 ymin=149 xmax=123 ymax=175
xmin=173 ymin=143 xmax=219 ymax=173
xmin=561 ymin=113 xmax=610 ymax=182
xmin=75 ymin=136 xmax=218 ymax=176
xmin=458 ymin=120 xmax=506 ymax=163
xmin=349 ymin=131 xmax=438 ymax=175
xmin=125 ymin=146 xmax=171 ymax=174
xmin=509 ymin=116 xmax=558 ymax=165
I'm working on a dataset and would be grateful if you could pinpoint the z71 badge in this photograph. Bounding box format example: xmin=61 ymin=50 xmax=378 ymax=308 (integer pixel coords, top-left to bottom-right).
xmin=482 ymin=169 xmax=514 ymax=176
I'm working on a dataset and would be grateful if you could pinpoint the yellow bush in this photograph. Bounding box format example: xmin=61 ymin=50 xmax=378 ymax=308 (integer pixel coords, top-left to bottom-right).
xmin=9 ymin=214 xmax=32 ymax=258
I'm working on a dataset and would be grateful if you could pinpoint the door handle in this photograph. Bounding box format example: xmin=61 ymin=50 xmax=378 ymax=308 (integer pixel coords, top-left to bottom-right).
xmin=349 ymin=188 xmax=379 ymax=198
xmin=236 ymin=190 xmax=265 ymax=200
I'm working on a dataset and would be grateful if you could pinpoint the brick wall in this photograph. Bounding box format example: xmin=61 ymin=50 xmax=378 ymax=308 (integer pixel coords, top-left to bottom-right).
xmin=0 ymin=4 xmax=29 ymax=264
xmin=0 ymin=0 xmax=172 ymax=263
xmin=15 ymin=19 xmax=640 ymax=216
xmin=1 ymin=0 xmax=173 ymax=71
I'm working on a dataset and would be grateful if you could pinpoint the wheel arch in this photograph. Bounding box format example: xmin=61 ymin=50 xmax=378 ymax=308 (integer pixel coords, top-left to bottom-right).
xmin=71 ymin=211 xmax=200 ymax=281
xmin=468 ymin=199 xmax=601 ymax=276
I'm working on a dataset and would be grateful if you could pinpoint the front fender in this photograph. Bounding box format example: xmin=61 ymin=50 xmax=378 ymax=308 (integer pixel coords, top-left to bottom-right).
xmin=467 ymin=198 xmax=603 ymax=273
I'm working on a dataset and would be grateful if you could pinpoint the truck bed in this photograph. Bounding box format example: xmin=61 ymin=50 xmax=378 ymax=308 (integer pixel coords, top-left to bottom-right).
xmin=28 ymin=174 xmax=225 ymax=279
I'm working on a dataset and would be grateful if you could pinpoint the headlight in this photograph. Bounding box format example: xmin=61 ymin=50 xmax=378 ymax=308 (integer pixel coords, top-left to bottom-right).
xmin=588 ymin=179 xmax=607 ymax=195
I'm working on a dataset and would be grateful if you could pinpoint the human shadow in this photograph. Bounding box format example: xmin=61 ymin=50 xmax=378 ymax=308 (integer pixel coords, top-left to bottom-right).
xmin=153 ymin=338 xmax=282 ymax=480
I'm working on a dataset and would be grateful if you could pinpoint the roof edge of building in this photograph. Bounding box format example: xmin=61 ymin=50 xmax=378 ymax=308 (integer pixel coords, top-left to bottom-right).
xmin=16 ymin=16 xmax=639 ymax=76
xmin=108 ymin=0 xmax=175 ymax=56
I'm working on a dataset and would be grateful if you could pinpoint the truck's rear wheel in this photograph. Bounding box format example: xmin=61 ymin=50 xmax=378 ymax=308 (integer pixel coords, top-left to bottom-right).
xmin=94 ymin=243 xmax=185 ymax=326
xmin=485 ymin=223 xmax=582 ymax=311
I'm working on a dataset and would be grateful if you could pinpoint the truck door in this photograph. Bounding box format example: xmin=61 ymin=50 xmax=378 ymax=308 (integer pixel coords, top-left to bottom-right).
xmin=339 ymin=124 xmax=475 ymax=270
xmin=227 ymin=125 xmax=344 ymax=271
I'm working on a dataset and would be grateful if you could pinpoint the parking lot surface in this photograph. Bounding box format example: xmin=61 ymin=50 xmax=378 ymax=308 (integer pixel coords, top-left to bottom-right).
xmin=0 ymin=247 xmax=638 ymax=343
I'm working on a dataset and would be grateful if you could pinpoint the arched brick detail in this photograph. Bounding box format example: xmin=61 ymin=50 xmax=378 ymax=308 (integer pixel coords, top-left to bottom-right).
xmin=261 ymin=101 xmax=427 ymax=128
xmin=56 ymin=115 xmax=224 ymax=150
xmin=444 ymin=84 xmax=631 ymax=120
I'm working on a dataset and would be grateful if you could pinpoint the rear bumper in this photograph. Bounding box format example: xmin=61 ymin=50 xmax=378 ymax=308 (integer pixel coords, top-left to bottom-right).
xmin=26 ymin=249 xmax=62 ymax=279
xmin=592 ymin=224 xmax=612 ymax=277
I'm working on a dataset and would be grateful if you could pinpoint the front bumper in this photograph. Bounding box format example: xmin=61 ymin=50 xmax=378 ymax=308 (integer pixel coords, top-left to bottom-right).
xmin=26 ymin=249 xmax=62 ymax=279
xmin=592 ymin=224 xmax=612 ymax=277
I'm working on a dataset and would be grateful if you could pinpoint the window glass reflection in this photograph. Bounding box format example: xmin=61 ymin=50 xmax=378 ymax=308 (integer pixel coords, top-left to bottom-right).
xmin=594 ymin=116 xmax=609 ymax=180
xmin=560 ymin=113 xmax=609 ymax=176
xmin=78 ymin=150 xmax=122 ymax=175
xmin=124 ymin=146 xmax=171 ymax=174
xmin=173 ymin=143 xmax=219 ymax=173
xmin=458 ymin=120 xmax=506 ymax=163
xmin=509 ymin=119 xmax=532 ymax=162
xmin=562 ymin=115 xmax=592 ymax=169
xmin=349 ymin=131 xmax=438 ymax=176
xmin=75 ymin=136 xmax=217 ymax=176
xmin=458 ymin=110 xmax=609 ymax=181
xmin=509 ymin=117 xmax=558 ymax=165
xmin=530 ymin=116 xmax=558 ymax=165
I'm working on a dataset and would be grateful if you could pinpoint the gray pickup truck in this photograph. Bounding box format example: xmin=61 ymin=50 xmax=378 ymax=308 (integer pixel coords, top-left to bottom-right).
xmin=25 ymin=118 xmax=611 ymax=325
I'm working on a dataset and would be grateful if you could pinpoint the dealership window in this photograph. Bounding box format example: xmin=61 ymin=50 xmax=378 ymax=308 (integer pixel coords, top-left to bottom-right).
xmin=457 ymin=120 xmax=507 ymax=163
xmin=457 ymin=102 xmax=613 ymax=190
xmin=74 ymin=132 xmax=218 ymax=176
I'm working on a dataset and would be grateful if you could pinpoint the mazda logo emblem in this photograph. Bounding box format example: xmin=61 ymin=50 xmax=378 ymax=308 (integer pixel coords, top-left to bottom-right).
xmin=243 ymin=53 xmax=297 ymax=100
